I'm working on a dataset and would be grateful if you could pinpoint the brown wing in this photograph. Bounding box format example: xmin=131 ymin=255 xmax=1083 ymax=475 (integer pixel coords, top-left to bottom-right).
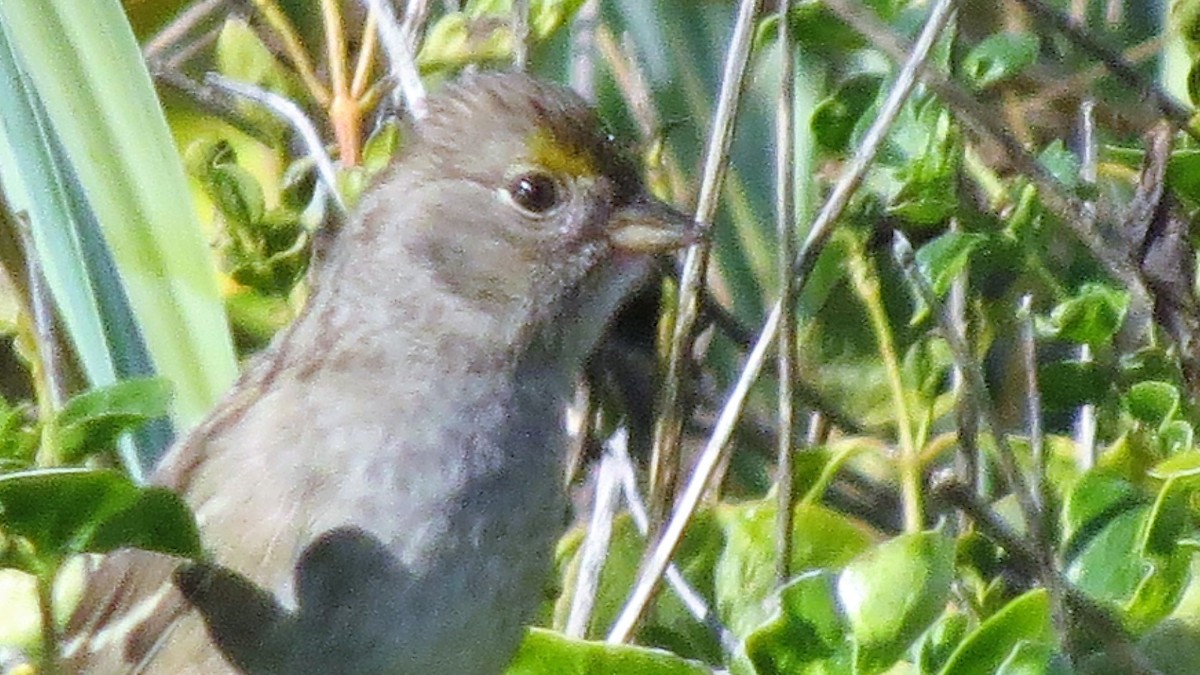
xmin=61 ymin=354 xmax=309 ymax=674
xmin=61 ymin=550 xmax=222 ymax=674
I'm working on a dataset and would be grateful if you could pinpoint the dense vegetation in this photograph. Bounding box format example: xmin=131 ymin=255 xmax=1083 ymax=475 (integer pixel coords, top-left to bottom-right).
xmin=2 ymin=0 xmax=1200 ymax=673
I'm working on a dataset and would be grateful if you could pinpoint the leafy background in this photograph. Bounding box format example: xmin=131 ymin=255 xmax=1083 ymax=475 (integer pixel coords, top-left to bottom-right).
xmin=2 ymin=0 xmax=1200 ymax=673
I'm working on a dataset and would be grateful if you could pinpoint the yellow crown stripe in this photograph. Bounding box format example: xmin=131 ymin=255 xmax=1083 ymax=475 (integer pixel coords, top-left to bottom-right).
xmin=528 ymin=129 xmax=598 ymax=178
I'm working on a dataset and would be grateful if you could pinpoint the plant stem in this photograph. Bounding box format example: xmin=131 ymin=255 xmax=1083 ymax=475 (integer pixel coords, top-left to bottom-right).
xmin=249 ymin=0 xmax=330 ymax=105
xmin=37 ymin=565 xmax=60 ymax=675
xmin=846 ymin=235 xmax=922 ymax=532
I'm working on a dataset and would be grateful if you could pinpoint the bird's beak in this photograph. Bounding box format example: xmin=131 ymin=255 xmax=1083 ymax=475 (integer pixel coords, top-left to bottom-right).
xmin=607 ymin=196 xmax=699 ymax=254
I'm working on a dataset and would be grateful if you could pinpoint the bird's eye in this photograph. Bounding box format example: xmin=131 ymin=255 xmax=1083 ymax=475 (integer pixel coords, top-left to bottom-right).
xmin=506 ymin=172 xmax=562 ymax=215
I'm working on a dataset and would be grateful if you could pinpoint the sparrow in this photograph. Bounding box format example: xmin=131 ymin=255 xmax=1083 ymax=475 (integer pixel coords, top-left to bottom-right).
xmin=62 ymin=71 xmax=693 ymax=674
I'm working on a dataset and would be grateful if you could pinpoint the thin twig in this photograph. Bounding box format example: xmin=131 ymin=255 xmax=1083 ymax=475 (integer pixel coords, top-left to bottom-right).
xmin=565 ymin=432 xmax=624 ymax=638
xmin=610 ymin=433 xmax=737 ymax=654
xmin=366 ymin=0 xmax=428 ymax=119
xmin=206 ymin=73 xmax=346 ymax=212
xmin=647 ymin=0 xmax=760 ymax=529
xmin=945 ymin=219 xmax=980 ymax=502
xmin=822 ymin=0 xmax=1151 ymax=310
xmin=153 ymin=70 xmax=278 ymax=147
xmin=351 ymin=8 xmax=379 ymax=100
xmin=19 ymin=223 xmax=66 ymax=413
xmin=773 ymin=0 xmax=797 ymax=585
xmin=1017 ymin=295 xmax=1068 ymax=644
xmin=248 ymin=0 xmax=331 ymax=105
xmin=606 ymin=0 xmax=957 ymax=644
xmin=512 ymin=0 xmax=530 ymax=71
xmin=568 ymin=0 xmax=599 ymax=100
xmin=160 ymin=24 xmax=224 ymax=74
xmin=1075 ymin=99 xmax=1098 ymax=468
xmin=1011 ymin=0 xmax=1196 ymax=138
xmin=143 ymin=0 xmax=227 ymax=63
xmin=891 ymin=232 xmax=1042 ymax=552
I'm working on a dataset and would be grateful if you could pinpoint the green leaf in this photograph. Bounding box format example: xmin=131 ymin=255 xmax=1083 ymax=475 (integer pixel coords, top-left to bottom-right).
xmin=210 ymin=163 xmax=267 ymax=228
xmin=914 ymin=232 xmax=988 ymax=298
xmin=362 ymin=121 xmax=401 ymax=176
xmin=1141 ymin=480 xmax=1189 ymax=560
xmin=715 ymin=501 xmax=871 ymax=639
xmin=837 ymin=530 xmax=954 ymax=674
xmin=810 ymin=74 xmax=884 ymax=155
xmin=1037 ymin=140 xmax=1080 ymax=190
xmin=1166 ymin=150 xmax=1200 ymax=207
xmin=1062 ymin=469 xmax=1143 ymax=558
xmin=915 ymin=612 xmax=969 ymax=674
xmin=744 ymin=571 xmax=849 ymax=675
xmin=505 ymin=627 xmax=710 ymax=675
xmin=420 ymin=0 xmax=587 ymax=71
xmin=1160 ymin=421 xmax=1195 ymax=456
xmin=1039 ymin=283 xmax=1129 ymax=347
xmin=994 ymin=640 xmax=1070 ymax=675
xmin=963 ymin=33 xmax=1040 ymax=90
xmin=776 ymin=2 xmax=868 ymax=56
xmin=54 ymin=378 xmax=174 ymax=463
xmin=214 ymin=17 xmax=296 ymax=97
xmin=1065 ymin=504 xmax=1188 ymax=630
xmin=0 ymin=469 xmax=200 ymax=564
xmin=1124 ymin=381 xmax=1181 ymax=428
xmin=938 ymin=589 xmax=1053 ymax=675
xmin=1149 ymin=451 xmax=1200 ymax=484
xmin=887 ymin=107 xmax=960 ymax=227
xmin=0 ymin=400 xmax=37 ymax=469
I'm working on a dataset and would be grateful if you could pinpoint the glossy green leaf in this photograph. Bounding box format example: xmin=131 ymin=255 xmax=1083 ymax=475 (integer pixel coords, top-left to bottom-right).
xmin=914 ymin=232 xmax=988 ymax=298
xmin=1125 ymin=545 xmax=1191 ymax=634
xmin=810 ymin=74 xmax=883 ymax=155
xmin=994 ymin=640 xmax=1070 ymax=675
xmin=939 ymin=589 xmax=1052 ymax=675
xmin=1037 ymin=140 xmax=1080 ymax=190
xmin=744 ymin=571 xmax=849 ymax=675
xmin=915 ymin=612 xmax=969 ymax=674
xmin=1039 ymin=283 xmax=1129 ymax=347
xmin=716 ymin=501 xmax=871 ymax=639
xmin=1125 ymin=381 xmax=1181 ymax=428
xmin=1149 ymin=451 xmax=1200 ymax=483
xmin=505 ymin=627 xmax=710 ymax=675
xmin=1062 ymin=469 xmax=1143 ymax=557
xmin=54 ymin=378 xmax=173 ymax=463
xmin=0 ymin=469 xmax=200 ymax=563
xmin=963 ymin=33 xmax=1040 ymax=90
xmin=1143 ymin=480 xmax=1189 ymax=558
xmin=1065 ymin=504 xmax=1188 ymax=629
xmin=838 ymin=531 xmax=954 ymax=674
